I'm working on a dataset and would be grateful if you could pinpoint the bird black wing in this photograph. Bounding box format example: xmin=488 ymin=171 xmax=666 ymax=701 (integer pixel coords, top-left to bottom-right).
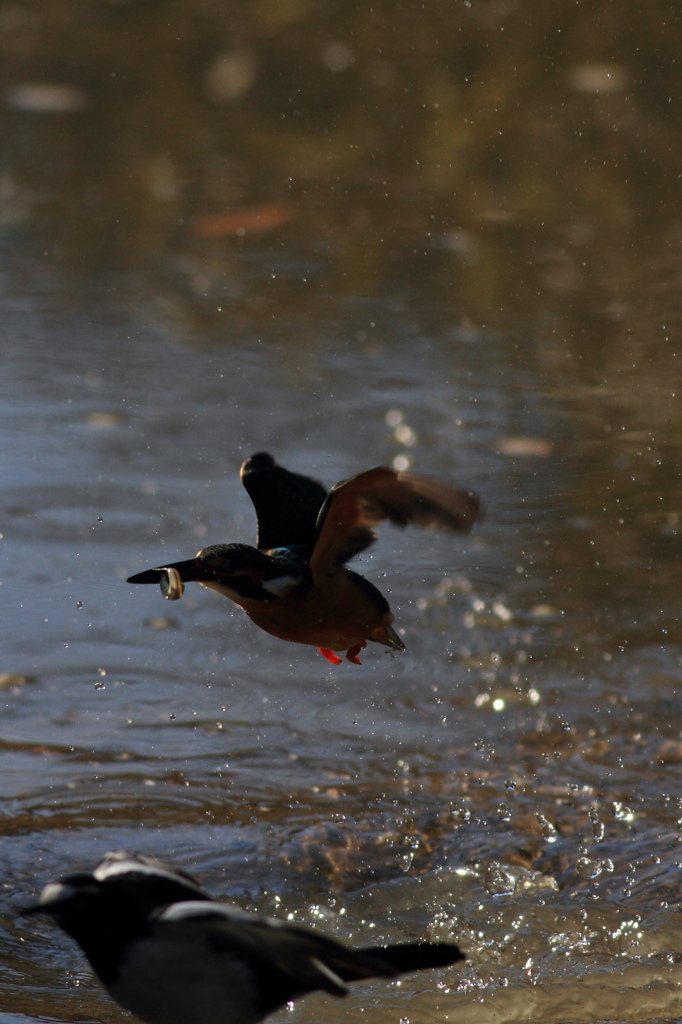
xmin=153 ymin=901 xmax=463 ymax=997
xmin=153 ymin=902 xmax=352 ymax=996
xmin=240 ymin=453 xmax=328 ymax=554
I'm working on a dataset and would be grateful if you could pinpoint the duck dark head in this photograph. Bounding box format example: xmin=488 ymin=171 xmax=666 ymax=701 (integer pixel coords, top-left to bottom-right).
xmin=127 ymin=543 xmax=305 ymax=604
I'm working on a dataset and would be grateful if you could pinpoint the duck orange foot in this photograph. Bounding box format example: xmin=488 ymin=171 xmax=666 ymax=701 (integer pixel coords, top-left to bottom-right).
xmin=318 ymin=648 xmax=343 ymax=665
xmin=345 ymin=642 xmax=366 ymax=665
xmin=317 ymin=643 xmax=366 ymax=665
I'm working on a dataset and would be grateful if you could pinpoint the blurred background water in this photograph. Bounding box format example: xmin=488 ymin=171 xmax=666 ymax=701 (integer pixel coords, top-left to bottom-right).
xmin=1 ymin=2 xmax=682 ymax=1023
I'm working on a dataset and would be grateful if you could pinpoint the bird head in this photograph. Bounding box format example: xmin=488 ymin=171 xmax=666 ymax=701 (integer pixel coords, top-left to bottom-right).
xmin=127 ymin=544 xmax=305 ymax=603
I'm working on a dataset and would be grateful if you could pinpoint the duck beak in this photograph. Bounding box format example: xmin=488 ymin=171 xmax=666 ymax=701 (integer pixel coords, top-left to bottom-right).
xmin=127 ymin=559 xmax=209 ymax=600
xmin=127 ymin=558 xmax=203 ymax=586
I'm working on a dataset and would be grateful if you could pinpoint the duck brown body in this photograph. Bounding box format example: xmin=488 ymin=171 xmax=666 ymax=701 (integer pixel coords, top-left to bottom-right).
xmin=228 ymin=568 xmax=400 ymax=659
xmin=127 ymin=454 xmax=480 ymax=664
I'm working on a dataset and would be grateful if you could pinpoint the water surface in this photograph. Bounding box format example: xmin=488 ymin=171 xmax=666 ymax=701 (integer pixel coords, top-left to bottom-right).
xmin=1 ymin=4 xmax=682 ymax=1023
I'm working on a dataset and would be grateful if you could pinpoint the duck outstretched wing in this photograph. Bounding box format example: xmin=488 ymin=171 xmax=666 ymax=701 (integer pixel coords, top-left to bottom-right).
xmin=310 ymin=466 xmax=480 ymax=577
xmin=240 ymin=452 xmax=328 ymax=553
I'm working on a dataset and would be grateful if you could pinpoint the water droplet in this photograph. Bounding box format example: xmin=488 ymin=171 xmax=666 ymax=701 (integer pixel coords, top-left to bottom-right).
xmin=590 ymin=808 xmax=605 ymax=841
xmin=484 ymin=864 xmax=515 ymax=895
xmin=576 ymin=856 xmax=605 ymax=879
xmin=537 ymin=813 xmax=558 ymax=840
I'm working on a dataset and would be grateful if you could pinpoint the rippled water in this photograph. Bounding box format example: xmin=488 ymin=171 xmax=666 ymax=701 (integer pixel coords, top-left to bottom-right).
xmin=1 ymin=264 xmax=681 ymax=1024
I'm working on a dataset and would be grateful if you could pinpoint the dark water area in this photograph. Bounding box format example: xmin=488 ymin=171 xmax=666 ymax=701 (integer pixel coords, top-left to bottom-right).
xmin=1 ymin=3 xmax=682 ymax=1024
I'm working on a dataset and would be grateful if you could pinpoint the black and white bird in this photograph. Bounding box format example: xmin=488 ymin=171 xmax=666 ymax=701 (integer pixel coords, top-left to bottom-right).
xmin=22 ymin=851 xmax=465 ymax=1024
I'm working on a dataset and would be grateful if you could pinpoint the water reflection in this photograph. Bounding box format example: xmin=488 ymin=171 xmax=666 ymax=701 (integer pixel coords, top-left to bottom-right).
xmin=1 ymin=1 xmax=681 ymax=334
